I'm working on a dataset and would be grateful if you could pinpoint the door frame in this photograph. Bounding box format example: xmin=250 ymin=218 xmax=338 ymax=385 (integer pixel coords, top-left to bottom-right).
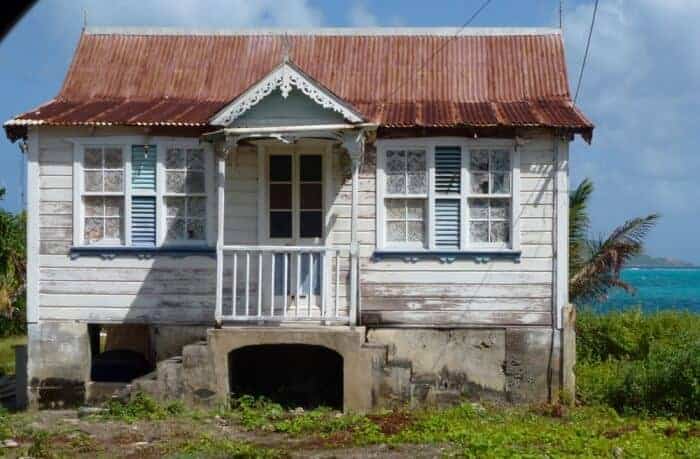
xmin=256 ymin=140 xmax=333 ymax=246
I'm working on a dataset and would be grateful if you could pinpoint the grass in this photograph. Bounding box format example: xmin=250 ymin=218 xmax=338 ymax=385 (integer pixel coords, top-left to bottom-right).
xmin=0 ymin=334 xmax=25 ymax=375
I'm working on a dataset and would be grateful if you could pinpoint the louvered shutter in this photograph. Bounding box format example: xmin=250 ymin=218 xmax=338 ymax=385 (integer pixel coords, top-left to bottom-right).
xmin=132 ymin=145 xmax=156 ymax=190
xmin=435 ymin=146 xmax=461 ymax=193
xmin=131 ymin=196 xmax=156 ymax=246
xmin=130 ymin=145 xmax=157 ymax=247
xmin=435 ymin=199 xmax=460 ymax=249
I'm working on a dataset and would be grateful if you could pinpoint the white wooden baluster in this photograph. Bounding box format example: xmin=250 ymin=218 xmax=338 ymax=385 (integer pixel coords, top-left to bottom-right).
xmin=232 ymin=252 xmax=237 ymax=317
xmin=245 ymin=252 xmax=250 ymax=317
xmin=270 ymin=253 xmax=275 ymax=317
xmin=308 ymin=252 xmax=313 ymax=317
xmin=257 ymin=251 xmax=263 ymax=318
xmin=283 ymin=253 xmax=288 ymax=317
xmin=295 ymin=252 xmax=301 ymax=318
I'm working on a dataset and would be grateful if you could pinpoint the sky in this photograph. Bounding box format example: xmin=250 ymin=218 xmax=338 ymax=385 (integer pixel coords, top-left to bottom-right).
xmin=1 ymin=0 xmax=698 ymax=263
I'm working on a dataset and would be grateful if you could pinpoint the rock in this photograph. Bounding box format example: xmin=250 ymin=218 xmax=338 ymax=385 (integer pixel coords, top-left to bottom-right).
xmin=2 ymin=439 xmax=19 ymax=448
xmin=292 ymin=407 xmax=305 ymax=415
xmin=130 ymin=441 xmax=150 ymax=448
xmin=77 ymin=406 xmax=106 ymax=418
xmin=613 ymin=447 xmax=624 ymax=458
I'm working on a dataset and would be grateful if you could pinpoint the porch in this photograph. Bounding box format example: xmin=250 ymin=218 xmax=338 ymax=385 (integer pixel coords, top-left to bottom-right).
xmin=210 ymin=127 xmax=372 ymax=326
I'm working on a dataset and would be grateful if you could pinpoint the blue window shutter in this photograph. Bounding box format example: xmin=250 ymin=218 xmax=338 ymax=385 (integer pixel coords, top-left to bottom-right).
xmin=131 ymin=196 xmax=156 ymax=247
xmin=132 ymin=145 xmax=156 ymax=190
xmin=435 ymin=146 xmax=461 ymax=194
xmin=435 ymin=199 xmax=460 ymax=249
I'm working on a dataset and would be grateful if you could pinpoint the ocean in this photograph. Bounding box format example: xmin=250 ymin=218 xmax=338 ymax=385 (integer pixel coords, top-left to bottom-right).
xmin=592 ymin=267 xmax=700 ymax=313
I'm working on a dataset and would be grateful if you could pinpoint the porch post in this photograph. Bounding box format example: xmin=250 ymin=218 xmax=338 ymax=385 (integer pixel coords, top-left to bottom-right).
xmin=215 ymin=137 xmax=237 ymax=327
xmin=343 ymin=131 xmax=365 ymax=326
xmin=215 ymin=149 xmax=226 ymax=327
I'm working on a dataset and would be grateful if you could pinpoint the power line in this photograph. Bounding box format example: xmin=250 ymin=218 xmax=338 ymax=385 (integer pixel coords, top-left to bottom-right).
xmin=574 ymin=0 xmax=599 ymax=104
xmin=381 ymin=0 xmax=494 ymax=106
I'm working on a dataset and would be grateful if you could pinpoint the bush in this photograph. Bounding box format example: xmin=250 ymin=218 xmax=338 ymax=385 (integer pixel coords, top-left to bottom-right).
xmin=576 ymin=310 xmax=700 ymax=418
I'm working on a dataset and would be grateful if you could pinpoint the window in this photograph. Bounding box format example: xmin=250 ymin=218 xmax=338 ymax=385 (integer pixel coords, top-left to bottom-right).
xmin=468 ymin=150 xmax=511 ymax=247
xmin=76 ymin=140 xmax=211 ymax=248
xmin=267 ymin=153 xmax=324 ymax=240
xmin=384 ymin=149 xmax=427 ymax=247
xmin=82 ymin=147 xmax=125 ymax=245
xmin=378 ymin=139 xmax=519 ymax=252
xmin=164 ymin=147 xmax=207 ymax=243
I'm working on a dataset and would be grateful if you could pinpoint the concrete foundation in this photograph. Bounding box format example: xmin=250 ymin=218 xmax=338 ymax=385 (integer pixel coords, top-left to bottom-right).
xmin=27 ymin=322 xmax=91 ymax=409
xmin=28 ymin=321 xmax=572 ymax=411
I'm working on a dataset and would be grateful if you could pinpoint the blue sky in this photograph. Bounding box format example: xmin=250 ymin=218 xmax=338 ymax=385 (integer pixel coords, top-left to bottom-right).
xmin=1 ymin=0 xmax=698 ymax=262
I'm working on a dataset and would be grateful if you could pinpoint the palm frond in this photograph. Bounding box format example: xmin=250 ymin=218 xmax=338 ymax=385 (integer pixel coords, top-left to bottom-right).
xmin=569 ymin=179 xmax=594 ymax=276
xmin=570 ymin=214 xmax=659 ymax=303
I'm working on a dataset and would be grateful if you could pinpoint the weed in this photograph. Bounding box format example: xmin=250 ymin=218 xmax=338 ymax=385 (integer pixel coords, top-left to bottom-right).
xmin=172 ymin=434 xmax=286 ymax=459
xmin=101 ymin=392 xmax=190 ymax=422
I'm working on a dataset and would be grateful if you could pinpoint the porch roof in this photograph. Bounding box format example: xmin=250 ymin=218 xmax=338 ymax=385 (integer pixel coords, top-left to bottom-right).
xmin=4 ymin=27 xmax=593 ymax=142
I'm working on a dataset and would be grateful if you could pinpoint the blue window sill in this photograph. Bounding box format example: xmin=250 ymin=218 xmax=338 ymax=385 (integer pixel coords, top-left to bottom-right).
xmin=371 ymin=250 xmax=521 ymax=264
xmin=70 ymin=246 xmax=216 ymax=260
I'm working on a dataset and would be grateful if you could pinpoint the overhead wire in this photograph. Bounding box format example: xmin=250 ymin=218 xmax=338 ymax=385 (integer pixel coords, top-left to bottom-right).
xmin=573 ymin=0 xmax=599 ymax=104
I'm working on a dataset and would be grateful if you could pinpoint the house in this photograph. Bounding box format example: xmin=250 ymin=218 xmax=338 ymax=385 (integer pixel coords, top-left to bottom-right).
xmin=4 ymin=27 xmax=592 ymax=411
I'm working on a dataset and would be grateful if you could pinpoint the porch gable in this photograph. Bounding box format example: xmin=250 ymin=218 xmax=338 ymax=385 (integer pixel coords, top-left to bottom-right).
xmin=209 ymin=61 xmax=365 ymax=127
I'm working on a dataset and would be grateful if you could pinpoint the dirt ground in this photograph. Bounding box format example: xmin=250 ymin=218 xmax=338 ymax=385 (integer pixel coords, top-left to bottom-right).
xmin=1 ymin=409 xmax=448 ymax=458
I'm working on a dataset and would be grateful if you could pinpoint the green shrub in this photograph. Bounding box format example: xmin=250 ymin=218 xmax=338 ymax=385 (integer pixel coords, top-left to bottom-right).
xmin=609 ymin=337 xmax=700 ymax=417
xmin=576 ymin=310 xmax=700 ymax=418
xmin=576 ymin=309 xmax=700 ymax=363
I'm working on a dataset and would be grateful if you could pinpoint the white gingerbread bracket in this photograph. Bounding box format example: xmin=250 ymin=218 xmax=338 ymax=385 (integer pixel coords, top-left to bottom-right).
xmin=210 ymin=61 xmax=365 ymax=126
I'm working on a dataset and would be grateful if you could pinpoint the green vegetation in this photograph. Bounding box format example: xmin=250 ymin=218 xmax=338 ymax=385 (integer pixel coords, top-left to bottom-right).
xmin=172 ymin=435 xmax=284 ymax=459
xmin=101 ymin=391 xmax=190 ymax=422
xmin=0 ymin=188 xmax=26 ymax=337
xmin=577 ymin=309 xmax=700 ymax=418
xmin=0 ymin=334 xmax=25 ymax=375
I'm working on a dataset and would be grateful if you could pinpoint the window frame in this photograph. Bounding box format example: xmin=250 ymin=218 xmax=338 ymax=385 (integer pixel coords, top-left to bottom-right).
xmin=260 ymin=145 xmax=329 ymax=245
xmin=71 ymin=136 xmax=215 ymax=249
xmin=78 ymin=145 xmax=127 ymax=246
xmin=376 ymin=137 xmax=520 ymax=253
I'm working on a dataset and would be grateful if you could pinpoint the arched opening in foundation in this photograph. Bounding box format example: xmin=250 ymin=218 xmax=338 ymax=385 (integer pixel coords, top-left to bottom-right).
xmin=228 ymin=344 xmax=343 ymax=410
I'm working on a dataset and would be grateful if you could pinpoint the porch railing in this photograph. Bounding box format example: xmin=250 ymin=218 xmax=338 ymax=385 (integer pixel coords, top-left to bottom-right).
xmin=215 ymin=245 xmax=354 ymax=324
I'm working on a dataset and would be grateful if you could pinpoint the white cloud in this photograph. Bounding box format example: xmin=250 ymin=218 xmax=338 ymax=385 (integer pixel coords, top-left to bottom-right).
xmin=566 ymin=0 xmax=700 ymax=232
xmin=51 ymin=0 xmax=323 ymax=29
xmin=347 ymin=1 xmax=379 ymax=27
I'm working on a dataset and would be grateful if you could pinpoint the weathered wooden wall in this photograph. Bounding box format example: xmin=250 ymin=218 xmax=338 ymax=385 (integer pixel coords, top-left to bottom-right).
xmin=36 ymin=127 xmax=217 ymax=324
xmin=34 ymin=127 xmax=559 ymax=327
xmin=359 ymin=134 xmax=559 ymax=327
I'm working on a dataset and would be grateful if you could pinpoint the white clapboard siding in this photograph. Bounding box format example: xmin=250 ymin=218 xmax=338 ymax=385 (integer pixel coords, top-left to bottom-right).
xmin=361 ymin=311 xmax=551 ymax=326
xmin=33 ymin=128 xmax=561 ymax=328
xmin=360 ymin=297 xmax=551 ymax=311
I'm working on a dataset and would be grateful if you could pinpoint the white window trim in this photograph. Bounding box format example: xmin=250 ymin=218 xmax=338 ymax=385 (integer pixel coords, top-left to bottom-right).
xmin=70 ymin=136 xmax=215 ymax=249
xmin=376 ymin=137 xmax=521 ymax=253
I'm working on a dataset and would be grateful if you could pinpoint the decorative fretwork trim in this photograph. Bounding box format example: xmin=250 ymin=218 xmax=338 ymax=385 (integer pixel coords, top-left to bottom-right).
xmin=210 ymin=62 xmax=364 ymax=126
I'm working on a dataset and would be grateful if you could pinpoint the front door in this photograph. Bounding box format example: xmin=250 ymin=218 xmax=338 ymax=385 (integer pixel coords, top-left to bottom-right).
xmin=265 ymin=144 xmax=326 ymax=314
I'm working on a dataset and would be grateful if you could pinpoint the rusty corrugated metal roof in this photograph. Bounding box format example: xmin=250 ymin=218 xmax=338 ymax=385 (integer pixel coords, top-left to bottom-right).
xmin=5 ymin=27 xmax=593 ymax=141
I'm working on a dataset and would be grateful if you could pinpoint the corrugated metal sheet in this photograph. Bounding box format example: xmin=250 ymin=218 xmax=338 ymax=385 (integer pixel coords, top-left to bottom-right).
xmin=5 ymin=28 xmax=593 ymax=140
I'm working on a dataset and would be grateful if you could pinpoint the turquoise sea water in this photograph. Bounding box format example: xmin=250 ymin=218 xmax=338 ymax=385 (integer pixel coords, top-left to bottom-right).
xmin=592 ymin=268 xmax=700 ymax=313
